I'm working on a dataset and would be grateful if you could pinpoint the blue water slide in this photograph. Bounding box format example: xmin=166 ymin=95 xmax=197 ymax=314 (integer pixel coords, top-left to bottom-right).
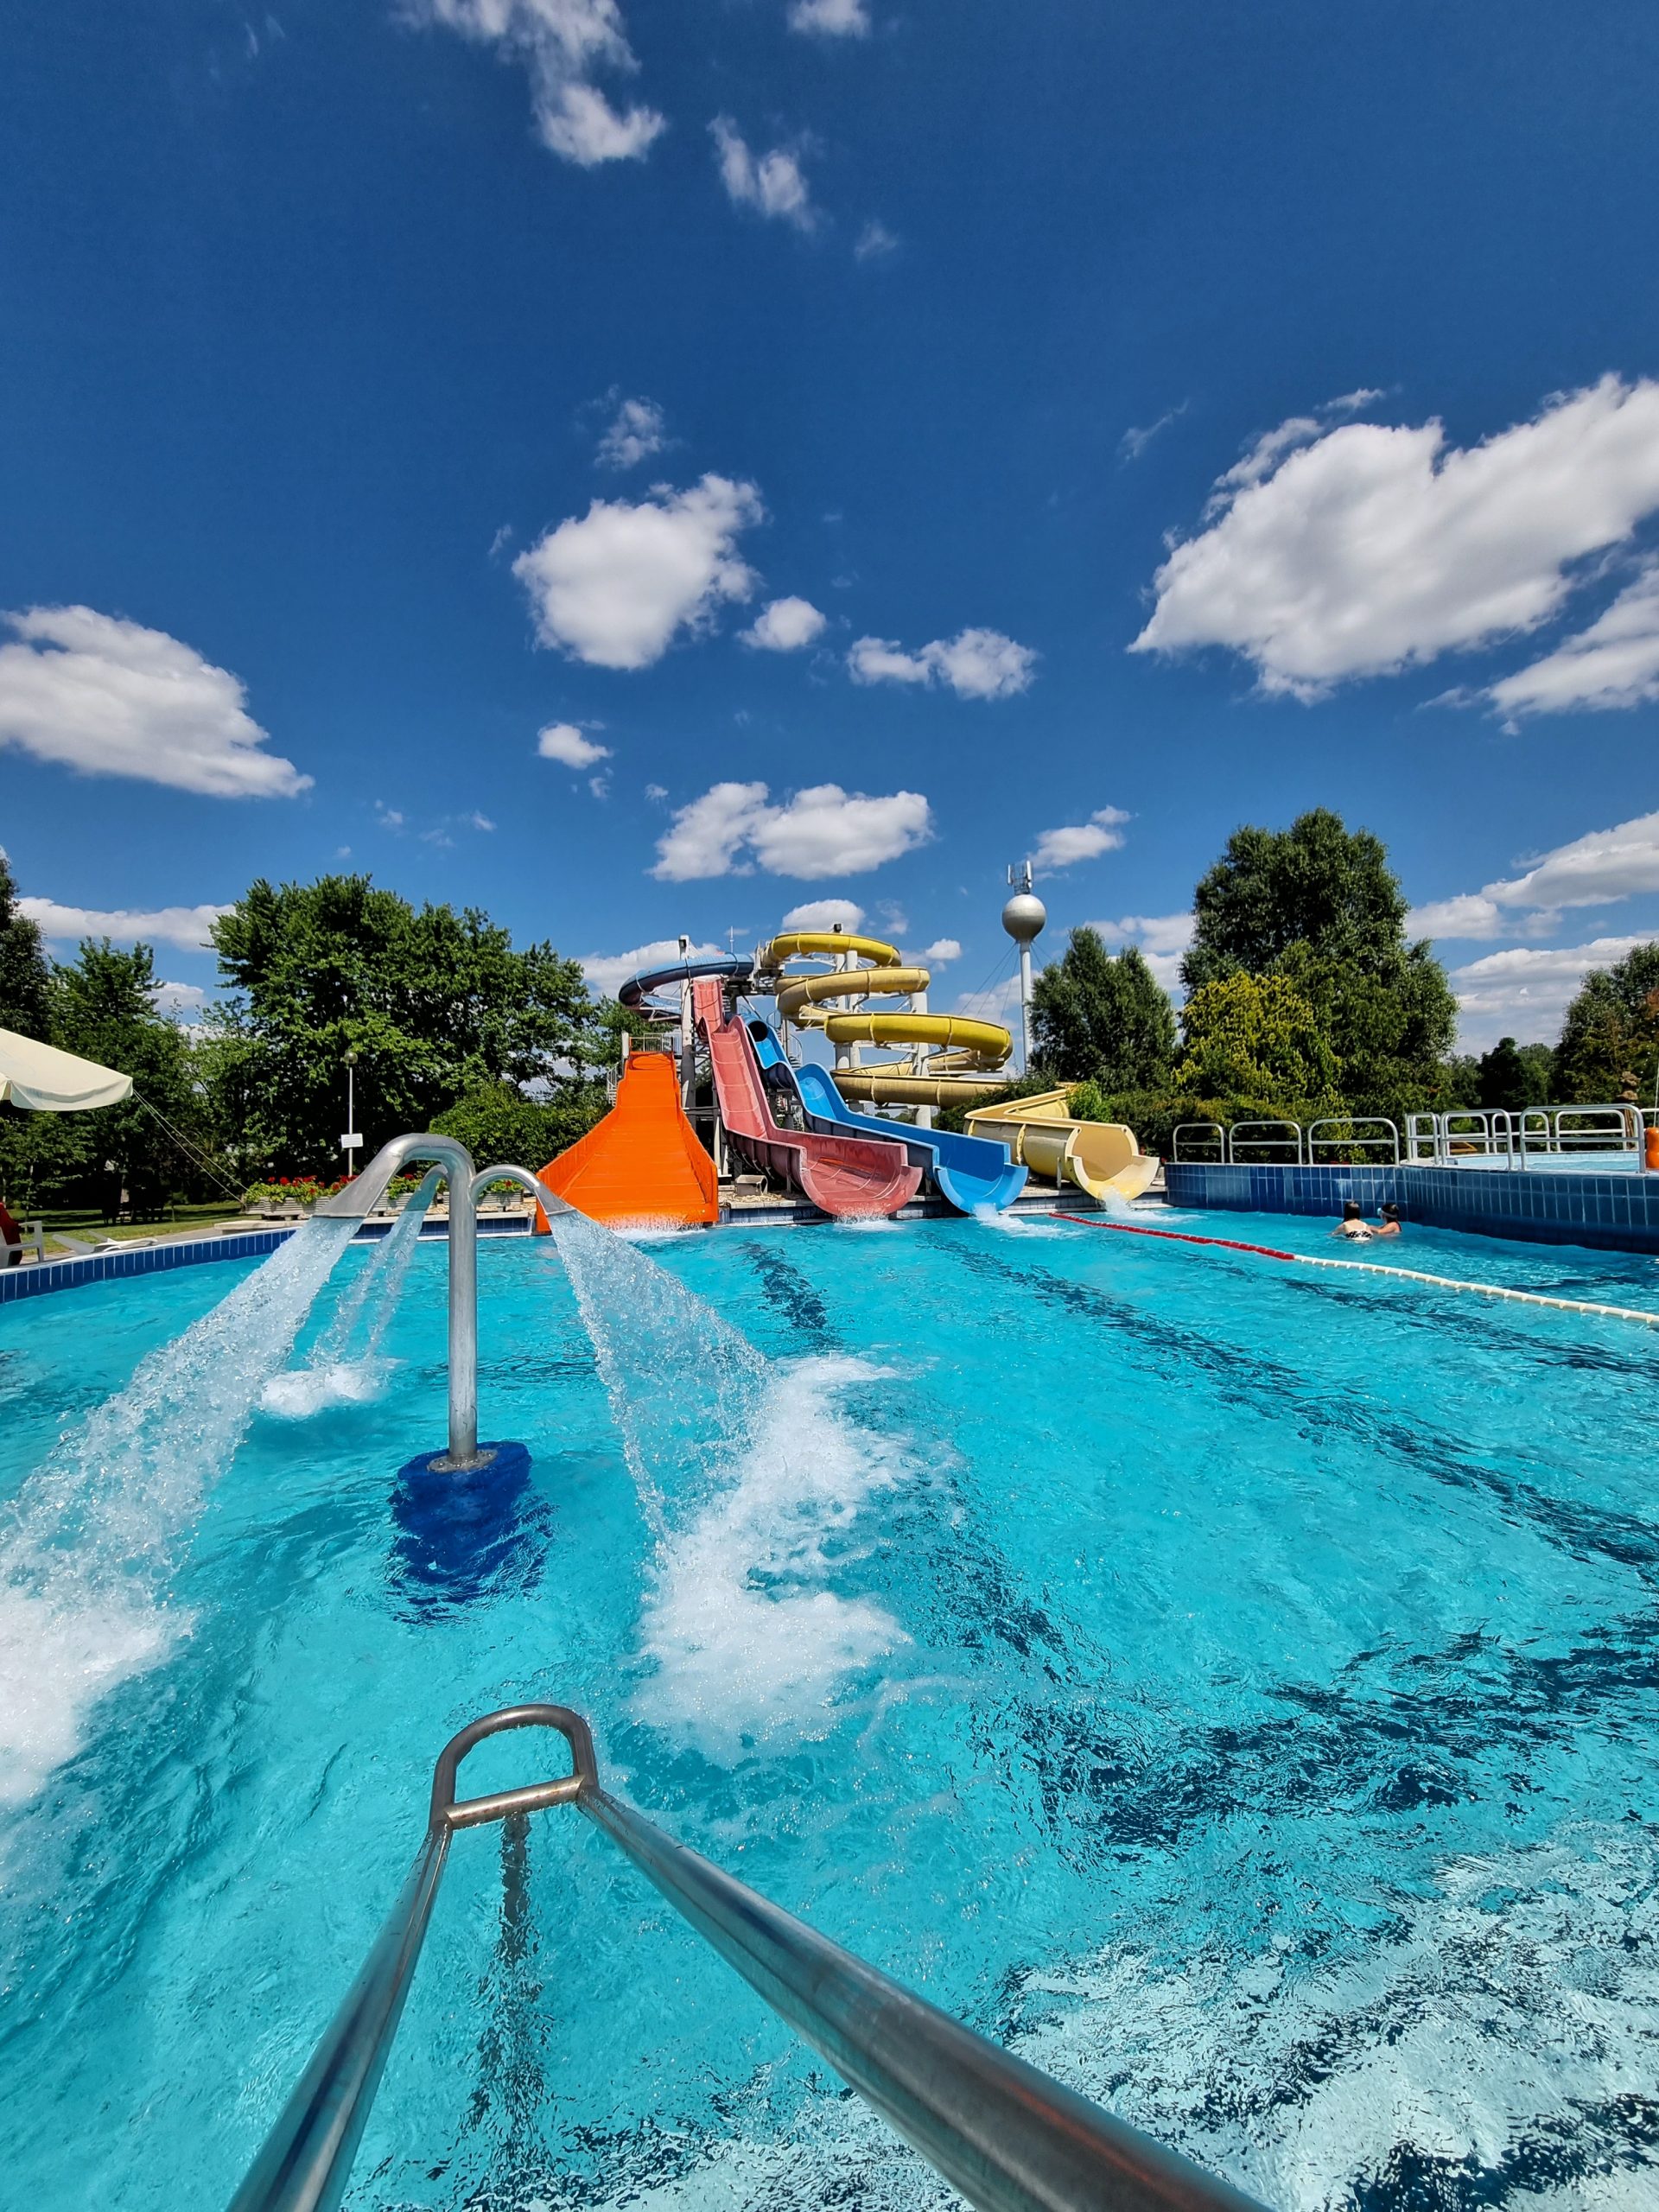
xmin=747 ymin=1022 xmax=1027 ymax=1214
xmin=618 ymin=954 xmax=753 ymax=1008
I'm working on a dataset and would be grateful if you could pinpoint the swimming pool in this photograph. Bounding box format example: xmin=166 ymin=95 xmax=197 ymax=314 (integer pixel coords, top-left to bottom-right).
xmin=2 ymin=1213 xmax=1656 ymax=2210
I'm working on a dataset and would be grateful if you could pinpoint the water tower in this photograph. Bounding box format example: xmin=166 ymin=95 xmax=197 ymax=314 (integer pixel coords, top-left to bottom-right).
xmin=1002 ymin=861 xmax=1046 ymax=1074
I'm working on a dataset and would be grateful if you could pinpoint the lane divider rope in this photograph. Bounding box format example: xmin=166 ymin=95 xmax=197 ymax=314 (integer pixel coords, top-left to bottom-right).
xmin=1052 ymin=1213 xmax=1659 ymax=1329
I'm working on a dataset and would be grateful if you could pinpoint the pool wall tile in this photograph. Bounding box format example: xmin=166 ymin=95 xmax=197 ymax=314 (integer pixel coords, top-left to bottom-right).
xmin=1164 ymin=1161 xmax=1659 ymax=1255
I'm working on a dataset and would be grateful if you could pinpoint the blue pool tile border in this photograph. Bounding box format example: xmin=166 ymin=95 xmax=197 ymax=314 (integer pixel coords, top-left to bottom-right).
xmin=1163 ymin=1160 xmax=1659 ymax=1255
xmin=0 ymin=1226 xmax=301 ymax=1303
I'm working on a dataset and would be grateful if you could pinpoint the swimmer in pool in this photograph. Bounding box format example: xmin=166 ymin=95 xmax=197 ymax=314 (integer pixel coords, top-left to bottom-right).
xmin=1374 ymin=1202 xmax=1402 ymax=1238
xmin=1332 ymin=1201 xmax=1374 ymax=1240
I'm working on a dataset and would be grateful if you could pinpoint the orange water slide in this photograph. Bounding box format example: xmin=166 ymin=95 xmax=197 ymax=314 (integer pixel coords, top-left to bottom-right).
xmin=534 ymin=1049 xmax=718 ymax=1228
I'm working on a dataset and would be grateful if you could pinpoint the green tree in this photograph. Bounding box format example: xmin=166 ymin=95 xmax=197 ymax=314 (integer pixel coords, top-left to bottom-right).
xmin=1174 ymin=972 xmax=1339 ymax=1105
xmin=1183 ymin=809 xmax=1409 ymax=989
xmin=208 ymin=874 xmax=613 ymax=1175
xmin=0 ymin=853 xmax=51 ymax=1037
xmin=1477 ymin=1035 xmax=1553 ymax=1112
xmin=430 ymin=1078 xmax=612 ymax=1167
xmin=1030 ymin=928 xmax=1176 ymax=1088
xmin=53 ymin=940 xmax=201 ymax=1216
xmin=1554 ymin=943 xmax=1659 ymax=1103
xmin=1181 ymin=808 xmax=1457 ymax=1116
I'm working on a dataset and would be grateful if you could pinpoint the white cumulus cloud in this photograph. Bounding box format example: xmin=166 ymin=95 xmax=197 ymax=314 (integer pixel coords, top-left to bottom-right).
xmin=1132 ymin=375 xmax=1659 ymax=699
xmin=1093 ymin=911 xmax=1195 ymax=992
xmin=595 ymin=394 xmax=668 ymax=470
xmin=1407 ymin=809 xmax=1659 ymax=944
xmin=19 ymin=898 xmax=232 ymax=950
xmin=580 ymin=937 xmax=727 ymax=1000
xmin=710 ymin=118 xmax=817 ymax=230
xmin=1448 ymin=937 xmax=1653 ymax=1051
xmin=537 ymin=721 xmax=613 ymax=767
xmin=1033 ymin=808 xmax=1129 ymax=869
xmin=741 ymin=595 xmax=827 ymax=652
xmin=789 ymin=0 xmax=869 ymax=34
xmin=407 ymin=0 xmax=664 ymax=166
xmin=1487 ymin=563 xmax=1659 ymax=721
xmin=918 ymin=938 xmax=961 ymax=963
xmin=781 ymin=897 xmax=866 ymax=931
xmin=152 ymin=981 xmax=209 ymax=1020
xmin=0 ymin=607 xmax=308 ymax=798
xmin=848 ymin=626 xmax=1037 ymax=700
xmin=513 ymin=474 xmax=763 ymax=669
xmin=652 ymin=780 xmax=931 ymax=881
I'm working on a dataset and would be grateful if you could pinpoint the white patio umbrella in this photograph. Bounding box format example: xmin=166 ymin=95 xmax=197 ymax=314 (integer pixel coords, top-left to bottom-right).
xmin=0 ymin=1027 xmax=133 ymax=1112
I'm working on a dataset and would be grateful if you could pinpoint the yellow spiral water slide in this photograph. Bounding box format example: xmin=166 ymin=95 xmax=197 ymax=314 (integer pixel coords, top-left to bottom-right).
xmin=751 ymin=931 xmax=1014 ymax=1109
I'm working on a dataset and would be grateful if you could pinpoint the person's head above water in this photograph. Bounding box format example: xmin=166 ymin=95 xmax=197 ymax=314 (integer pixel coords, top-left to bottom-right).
xmin=1342 ymin=1201 xmax=1363 ymax=1220
xmin=1381 ymin=1202 xmax=1401 ymax=1222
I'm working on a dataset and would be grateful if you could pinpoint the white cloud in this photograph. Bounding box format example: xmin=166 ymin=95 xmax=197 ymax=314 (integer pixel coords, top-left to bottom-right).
xmin=741 ymin=595 xmax=827 ymax=652
xmin=513 ymin=474 xmax=763 ymax=669
xmin=580 ymin=937 xmax=727 ymax=1000
xmin=0 ymin=607 xmax=308 ymax=798
xmin=1408 ymin=809 xmax=1659 ymax=944
xmin=1132 ymin=376 xmax=1659 ymax=698
xmin=152 ymin=981 xmax=208 ymax=1020
xmin=1093 ymin=911 xmax=1194 ymax=992
xmin=1119 ymin=402 xmax=1187 ymax=464
xmin=1033 ymin=807 xmax=1129 ymax=869
xmin=645 ymin=781 xmax=668 ymax=800
xmin=1487 ymin=563 xmax=1659 ymax=721
xmin=789 ymin=0 xmax=868 ymax=34
xmin=652 ymin=780 xmax=931 ymax=881
xmin=595 ymin=394 xmax=667 ymax=470
xmin=407 ymin=0 xmax=664 ymax=166
xmin=710 ymin=118 xmax=817 ymax=231
xmin=854 ymin=219 xmax=898 ymax=262
xmin=537 ymin=721 xmax=613 ymax=767
xmin=781 ymin=897 xmax=866 ymax=931
xmin=18 ymin=898 xmax=231 ymax=950
xmin=1448 ymin=936 xmax=1652 ymax=1051
xmin=919 ymin=938 xmax=961 ymax=963
xmin=848 ymin=626 xmax=1037 ymax=700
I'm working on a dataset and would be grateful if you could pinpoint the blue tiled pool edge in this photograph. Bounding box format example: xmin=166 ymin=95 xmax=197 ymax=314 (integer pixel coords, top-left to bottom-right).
xmin=0 ymin=1228 xmax=301 ymax=1303
xmin=1165 ymin=1160 xmax=1659 ymax=1254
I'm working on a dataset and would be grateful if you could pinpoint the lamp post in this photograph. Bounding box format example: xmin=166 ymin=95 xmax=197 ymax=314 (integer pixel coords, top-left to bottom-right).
xmin=340 ymin=1046 xmax=363 ymax=1166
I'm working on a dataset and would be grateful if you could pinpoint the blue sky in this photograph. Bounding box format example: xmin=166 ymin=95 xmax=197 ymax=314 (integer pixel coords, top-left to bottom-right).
xmin=3 ymin=0 xmax=1659 ymax=1046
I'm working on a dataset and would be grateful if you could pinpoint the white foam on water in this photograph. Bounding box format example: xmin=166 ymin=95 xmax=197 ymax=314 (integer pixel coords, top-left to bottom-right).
xmin=632 ymin=1355 xmax=911 ymax=1754
xmin=258 ymin=1174 xmax=436 ymax=1418
xmin=567 ymin=1826 xmax=1659 ymax=2211
xmin=258 ymin=1357 xmax=394 ymax=1418
xmin=1004 ymin=1825 xmax=1659 ymax=2211
xmin=0 ymin=1219 xmax=356 ymax=1809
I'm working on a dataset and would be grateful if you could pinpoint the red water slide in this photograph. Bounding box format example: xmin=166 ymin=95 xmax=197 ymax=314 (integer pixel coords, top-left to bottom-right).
xmin=692 ymin=977 xmax=920 ymax=1219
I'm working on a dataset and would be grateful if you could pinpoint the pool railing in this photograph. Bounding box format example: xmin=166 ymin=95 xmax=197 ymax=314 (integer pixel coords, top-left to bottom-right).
xmin=227 ymin=1704 xmax=1270 ymax=2212
xmin=1173 ymin=1105 xmax=1649 ymax=1173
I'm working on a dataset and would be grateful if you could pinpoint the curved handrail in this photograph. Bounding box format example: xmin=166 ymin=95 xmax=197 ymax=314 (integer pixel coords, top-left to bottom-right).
xmin=229 ymin=1705 xmax=1271 ymax=2212
xmin=1305 ymin=1117 xmax=1400 ymax=1165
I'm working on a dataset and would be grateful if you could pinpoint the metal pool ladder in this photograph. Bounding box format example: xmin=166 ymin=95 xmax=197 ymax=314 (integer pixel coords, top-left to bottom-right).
xmin=229 ymin=1704 xmax=1269 ymax=2212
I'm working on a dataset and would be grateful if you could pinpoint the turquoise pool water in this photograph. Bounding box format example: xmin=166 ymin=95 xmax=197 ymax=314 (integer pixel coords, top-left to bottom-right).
xmin=2 ymin=1212 xmax=1656 ymax=2210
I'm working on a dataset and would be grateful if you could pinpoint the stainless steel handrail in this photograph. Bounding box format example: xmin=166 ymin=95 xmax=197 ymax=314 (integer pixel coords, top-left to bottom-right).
xmin=1225 ymin=1119 xmax=1302 ymax=1164
xmin=1305 ymin=1116 xmax=1400 ymax=1165
xmin=1171 ymin=1122 xmax=1227 ymax=1164
xmin=230 ymin=1705 xmax=1270 ymax=2212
